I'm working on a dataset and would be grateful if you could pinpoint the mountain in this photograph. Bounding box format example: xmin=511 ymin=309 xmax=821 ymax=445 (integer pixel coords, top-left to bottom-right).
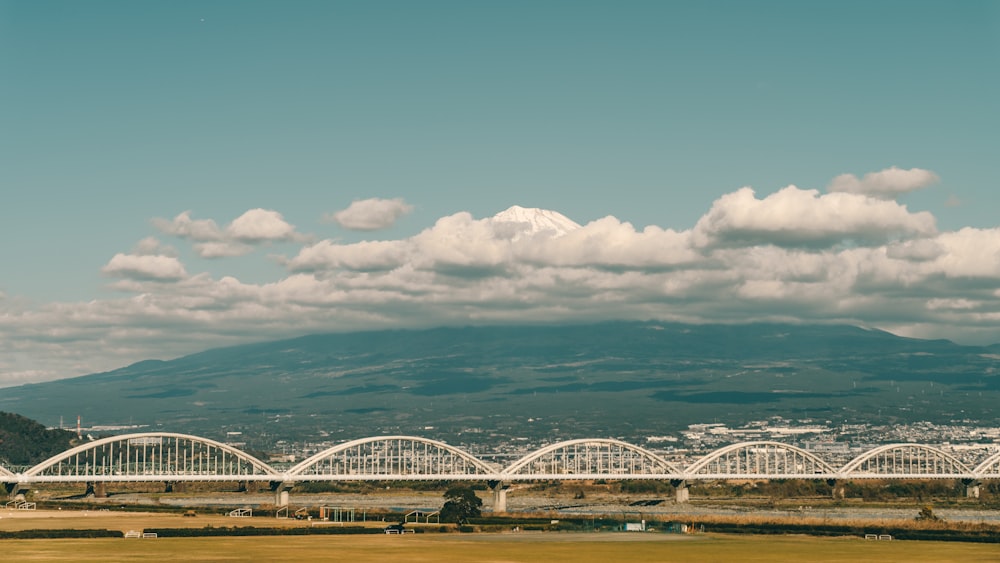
xmin=490 ymin=205 xmax=581 ymax=239
xmin=1 ymin=322 xmax=998 ymax=448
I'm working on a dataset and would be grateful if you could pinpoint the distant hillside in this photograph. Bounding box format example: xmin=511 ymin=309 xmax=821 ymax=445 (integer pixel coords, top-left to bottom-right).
xmin=0 ymin=411 xmax=76 ymax=466
xmin=1 ymin=322 xmax=998 ymax=447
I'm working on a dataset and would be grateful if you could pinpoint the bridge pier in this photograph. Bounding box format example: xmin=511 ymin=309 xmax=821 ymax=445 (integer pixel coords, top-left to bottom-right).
xmin=488 ymin=480 xmax=508 ymax=513
xmin=5 ymin=482 xmax=28 ymax=501
xmin=826 ymin=479 xmax=846 ymax=500
xmin=85 ymin=482 xmax=107 ymax=498
xmin=271 ymin=481 xmax=295 ymax=507
xmin=671 ymin=480 xmax=689 ymax=504
xmin=963 ymin=479 xmax=981 ymax=499
xmin=165 ymin=481 xmax=190 ymax=493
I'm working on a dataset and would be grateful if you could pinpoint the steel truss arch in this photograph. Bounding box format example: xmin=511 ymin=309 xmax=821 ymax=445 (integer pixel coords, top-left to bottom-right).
xmin=0 ymin=464 xmax=15 ymax=479
xmin=23 ymin=432 xmax=278 ymax=482
xmin=503 ymin=438 xmax=681 ymax=479
xmin=972 ymin=451 xmax=1000 ymax=478
xmin=686 ymin=441 xmax=837 ymax=478
xmin=287 ymin=435 xmax=498 ymax=480
xmin=840 ymin=443 xmax=972 ymax=478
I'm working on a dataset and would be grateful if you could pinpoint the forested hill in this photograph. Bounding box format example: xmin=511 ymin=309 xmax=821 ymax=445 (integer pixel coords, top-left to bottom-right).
xmin=0 ymin=411 xmax=76 ymax=466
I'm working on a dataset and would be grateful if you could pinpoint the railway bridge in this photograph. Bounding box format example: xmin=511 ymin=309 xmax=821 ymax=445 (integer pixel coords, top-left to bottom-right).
xmin=4 ymin=433 xmax=999 ymax=510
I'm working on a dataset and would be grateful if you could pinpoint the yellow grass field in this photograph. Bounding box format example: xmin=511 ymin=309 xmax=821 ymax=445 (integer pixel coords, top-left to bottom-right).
xmin=0 ymin=508 xmax=384 ymax=533
xmin=2 ymin=510 xmax=999 ymax=562
xmin=1 ymin=533 xmax=999 ymax=563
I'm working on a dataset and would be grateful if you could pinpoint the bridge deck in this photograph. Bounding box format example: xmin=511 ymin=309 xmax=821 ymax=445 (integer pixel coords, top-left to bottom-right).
xmin=1 ymin=434 xmax=994 ymax=484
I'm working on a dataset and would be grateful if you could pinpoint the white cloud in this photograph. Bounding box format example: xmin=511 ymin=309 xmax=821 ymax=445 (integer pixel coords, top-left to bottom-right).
xmin=516 ymin=216 xmax=699 ymax=268
xmin=326 ymin=198 xmax=414 ymax=231
xmin=290 ymin=239 xmax=410 ymax=272
xmin=132 ymin=237 xmax=178 ymax=257
xmin=827 ymin=166 xmax=940 ymax=199
xmin=152 ymin=211 xmax=223 ymax=241
xmin=227 ymin=208 xmax=300 ymax=242
xmin=886 ymin=239 xmax=943 ymax=262
xmin=154 ymin=208 xmax=308 ymax=258
xmin=291 ymin=208 xmax=699 ymax=273
xmin=101 ymin=253 xmax=188 ymax=281
xmin=692 ymin=186 xmax=937 ymax=248
xmin=923 ymin=227 xmax=1000 ymax=279
xmin=409 ymin=212 xmax=511 ymax=270
xmin=193 ymin=241 xmax=256 ymax=258
xmin=926 ymin=298 xmax=978 ymax=311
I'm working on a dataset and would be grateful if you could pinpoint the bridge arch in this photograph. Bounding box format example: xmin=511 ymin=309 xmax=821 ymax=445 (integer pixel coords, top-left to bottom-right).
xmin=0 ymin=464 xmax=15 ymax=479
xmin=287 ymin=436 xmax=498 ymax=480
xmin=503 ymin=438 xmax=681 ymax=479
xmin=23 ymin=433 xmax=278 ymax=481
xmin=972 ymin=451 xmax=1000 ymax=478
xmin=686 ymin=441 xmax=836 ymax=478
xmin=840 ymin=443 xmax=972 ymax=478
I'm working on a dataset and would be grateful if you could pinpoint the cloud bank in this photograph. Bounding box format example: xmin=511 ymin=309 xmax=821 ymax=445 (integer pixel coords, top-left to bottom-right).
xmin=3 ymin=167 xmax=998 ymax=387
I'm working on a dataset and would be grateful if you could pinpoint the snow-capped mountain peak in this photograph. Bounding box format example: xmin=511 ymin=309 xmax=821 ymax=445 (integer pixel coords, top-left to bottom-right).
xmin=490 ymin=205 xmax=581 ymax=240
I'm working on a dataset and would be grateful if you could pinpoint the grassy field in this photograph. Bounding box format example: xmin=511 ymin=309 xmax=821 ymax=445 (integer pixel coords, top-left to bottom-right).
xmin=0 ymin=508 xmax=390 ymax=533
xmin=1 ymin=533 xmax=999 ymax=562
xmin=3 ymin=509 xmax=998 ymax=562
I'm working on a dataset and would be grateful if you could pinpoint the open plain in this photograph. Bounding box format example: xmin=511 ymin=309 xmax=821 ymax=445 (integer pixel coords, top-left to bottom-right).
xmin=1 ymin=532 xmax=999 ymax=563
xmin=2 ymin=509 xmax=999 ymax=563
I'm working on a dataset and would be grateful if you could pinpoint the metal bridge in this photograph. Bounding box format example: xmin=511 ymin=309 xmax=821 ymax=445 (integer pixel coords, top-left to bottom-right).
xmin=3 ymin=433 xmax=999 ymax=509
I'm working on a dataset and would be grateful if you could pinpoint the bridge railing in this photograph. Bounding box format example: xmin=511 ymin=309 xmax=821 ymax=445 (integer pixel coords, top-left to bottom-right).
xmin=686 ymin=441 xmax=837 ymax=479
xmin=22 ymin=432 xmax=279 ymax=480
xmin=839 ymin=444 xmax=974 ymax=479
xmin=287 ymin=436 xmax=500 ymax=480
xmin=502 ymin=438 xmax=682 ymax=480
xmin=974 ymin=451 xmax=1000 ymax=477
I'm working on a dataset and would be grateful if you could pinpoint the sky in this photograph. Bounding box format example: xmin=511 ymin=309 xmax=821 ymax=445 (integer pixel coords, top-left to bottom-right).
xmin=1 ymin=1 xmax=999 ymax=387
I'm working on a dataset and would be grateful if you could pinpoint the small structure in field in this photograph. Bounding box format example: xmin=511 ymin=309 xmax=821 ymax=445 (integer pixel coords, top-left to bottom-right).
xmin=624 ymin=520 xmax=646 ymax=532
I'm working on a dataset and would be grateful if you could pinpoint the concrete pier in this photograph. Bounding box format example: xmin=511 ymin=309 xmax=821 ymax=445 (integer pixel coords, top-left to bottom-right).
xmin=963 ymin=479 xmax=981 ymax=499
xmin=5 ymin=482 xmax=28 ymax=501
xmin=271 ymin=481 xmax=295 ymax=507
xmin=84 ymin=482 xmax=107 ymax=498
xmin=827 ymin=479 xmax=846 ymax=500
xmin=671 ymin=480 xmax=689 ymax=503
xmin=490 ymin=481 xmax=508 ymax=513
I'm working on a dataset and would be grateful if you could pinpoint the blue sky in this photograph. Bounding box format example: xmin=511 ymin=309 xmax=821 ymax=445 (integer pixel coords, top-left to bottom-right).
xmin=1 ymin=1 xmax=998 ymax=386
